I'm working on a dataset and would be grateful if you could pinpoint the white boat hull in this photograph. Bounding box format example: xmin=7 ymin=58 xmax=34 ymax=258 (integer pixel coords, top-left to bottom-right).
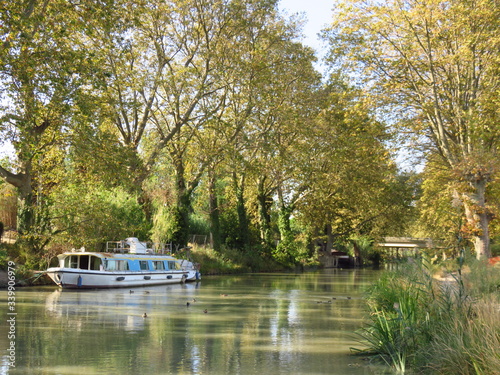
xmin=45 ymin=238 xmax=201 ymax=289
xmin=46 ymin=268 xmax=187 ymax=289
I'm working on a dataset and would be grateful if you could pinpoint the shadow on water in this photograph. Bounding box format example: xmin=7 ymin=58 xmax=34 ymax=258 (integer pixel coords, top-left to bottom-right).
xmin=1 ymin=269 xmax=395 ymax=374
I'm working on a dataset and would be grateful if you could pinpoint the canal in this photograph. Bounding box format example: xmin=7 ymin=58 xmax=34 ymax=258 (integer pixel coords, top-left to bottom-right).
xmin=1 ymin=269 xmax=393 ymax=374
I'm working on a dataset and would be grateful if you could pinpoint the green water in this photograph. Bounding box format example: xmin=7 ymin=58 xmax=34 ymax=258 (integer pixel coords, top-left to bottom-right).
xmin=1 ymin=269 xmax=392 ymax=375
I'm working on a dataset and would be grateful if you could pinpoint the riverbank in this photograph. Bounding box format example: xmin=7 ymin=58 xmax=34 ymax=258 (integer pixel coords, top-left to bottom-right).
xmin=0 ymin=269 xmax=53 ymax=287
xmin=358 ymin=258 xmax=500 ymax=374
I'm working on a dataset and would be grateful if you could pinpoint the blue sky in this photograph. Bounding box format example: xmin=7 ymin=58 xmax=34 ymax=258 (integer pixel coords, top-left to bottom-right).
xmin=278 ymin=0 xmax=333 ymax=52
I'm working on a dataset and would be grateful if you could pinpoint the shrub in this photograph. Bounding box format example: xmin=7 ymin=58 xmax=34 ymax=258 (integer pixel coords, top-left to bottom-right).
xmin=356 ymin=256 xmax=499 ymax=374
xmin=190 ymin=245 xmax=284 ymax=274
xmin=51 ymin=184 xmax=150 ymax=249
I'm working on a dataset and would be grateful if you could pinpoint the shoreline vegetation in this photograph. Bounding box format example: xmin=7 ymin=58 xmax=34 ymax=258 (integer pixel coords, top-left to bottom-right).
xmin=355 ymin=256 xmax=500 ymax=374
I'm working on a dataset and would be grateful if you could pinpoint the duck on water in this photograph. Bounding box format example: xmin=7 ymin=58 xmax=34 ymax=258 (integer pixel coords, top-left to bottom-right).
xmin=45 ymin=237 xmax=201 ymax=289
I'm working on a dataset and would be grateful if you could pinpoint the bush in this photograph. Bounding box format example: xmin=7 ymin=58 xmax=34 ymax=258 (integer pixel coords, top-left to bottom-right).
xmin=190 ymin=245 xmax=284 ymax=274
xmin=151 ymin=205 xmax=184 ymax=244
xmin=356 ymin=257 xmax=500 ymax=374
xmin=0 ymin=248 xmax=8 ymax=270
xmin=51 ymin=184 xmax=150 ymax=249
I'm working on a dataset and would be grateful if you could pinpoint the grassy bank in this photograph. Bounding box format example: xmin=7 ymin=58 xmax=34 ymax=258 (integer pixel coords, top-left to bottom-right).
xmin=189 ymin=245 xmax=290 ymax=275
xmin=356 ymin=256 xmax=500 ymax=374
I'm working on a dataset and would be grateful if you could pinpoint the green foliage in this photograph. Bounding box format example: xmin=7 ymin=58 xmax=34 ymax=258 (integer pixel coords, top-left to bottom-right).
xmin=296 ymin=79 xmax=400 ymax=246
xmin=0 ymin=248 xmax=7 ymax=270
xmin=0 ymin=0 xmax=426 ymax=270
xmin=326 ymin=0 xmax=500 ymax=258
xmin=425 ymin=295 xmax=500 ymax=375
xmin=191 ymin=245 xmax=284 ymax=274
xmin=359 ymin=265 xmax=433 ymax=371
xmin=357 ymin=258 xmax=500 ymax=374
xmin=67 ymin=122 xmax=138 ymax=192
xmin=188 ymin=213 xmax=211 ymax=237
xmin=219 ymin=208 xmax=253 ymax=250
xmin=412 ymin=159 xmax=464 ymax=243
xmin=272 ymin=241 xmax=297 ymax=268
xmin=491 ymin=240 xmax=500 ymax=257
xmin=51 ymin=184 xmax=150 ymax=250
xmin=0 ymin=0 xmax=100 ymax=237
xmin=348 ymin=235 xmax=376 ymax=262
xmin=151 ymin=204 xmax=184 ymax=245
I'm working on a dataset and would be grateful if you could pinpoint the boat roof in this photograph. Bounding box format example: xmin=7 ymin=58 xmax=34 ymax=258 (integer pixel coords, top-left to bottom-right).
xmin=58 ymin=238 xmax=192 ymax=261
xmin=57 ymin=252 xmax=179 ymax=261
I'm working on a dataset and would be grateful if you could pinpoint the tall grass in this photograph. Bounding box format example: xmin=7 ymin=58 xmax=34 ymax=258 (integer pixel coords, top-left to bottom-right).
xmin=356 ymin=256 xmax=500 ymax=374
xmin=424 ymin=296 xmax=500 ymax=375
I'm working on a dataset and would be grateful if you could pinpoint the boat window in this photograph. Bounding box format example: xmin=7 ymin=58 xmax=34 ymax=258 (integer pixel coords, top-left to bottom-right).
xmin=79 ymin=255 xmax=90 ymax=270
xmin=167 ymin=261 xmax=180 ymax=270
xmin=65 ymin=255 xmax=79 ymax=269
xmin=139 ymin=261 xmax=149 ymax=270
xmin=90 ymin=256 xmax=102 ymax=271
xmin=152 ymin=261 xmax=165 ymax=270
xmin=104 ymin=260 xmax=129 ymax=271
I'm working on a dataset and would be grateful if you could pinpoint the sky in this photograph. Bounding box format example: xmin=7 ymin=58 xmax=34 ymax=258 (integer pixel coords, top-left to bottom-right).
xmin=278 ymin=0 xmax=334 ymax=56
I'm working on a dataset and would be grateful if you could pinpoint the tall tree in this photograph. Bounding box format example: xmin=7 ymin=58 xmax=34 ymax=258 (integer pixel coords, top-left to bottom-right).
xmin=82 ymin=0 xmax=236 ymax=193
xmin=297 ymin=78 xmax=396 ymax=251
xmin=0 ymin=0 xmax=91 ymax=239
xmin=90 ymin=0 xmax=275 ymax=244
xmin=222 ymin=28 xmax=321 ymax=250
xmin=166 ymin=0 xmax=320 ymax=250
xmin=326 ymin=0 xmax=500 ymax=258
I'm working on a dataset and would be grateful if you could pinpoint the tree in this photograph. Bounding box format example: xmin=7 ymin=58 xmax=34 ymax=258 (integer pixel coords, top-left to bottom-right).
xmin=163 ymin=0 xmax=320 ymax=253
xmin=90 ymin=0 xmax=283 ymax=245
xmin=326 ymin=0 xmax=500 ymax=258
xmin=223 ymin=32 xmax=321 ymax=253
xmin=413 ymin=155 xmax=465 ymax=250
xmin=296 ymin=77 xmax=397 ymax=252
xmin=0 ymin=0 xmax=93 ymax=243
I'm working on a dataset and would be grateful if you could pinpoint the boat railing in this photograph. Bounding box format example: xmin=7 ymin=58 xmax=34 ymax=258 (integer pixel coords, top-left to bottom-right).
xmin=105 ymin=241 xmax=173 ymax=255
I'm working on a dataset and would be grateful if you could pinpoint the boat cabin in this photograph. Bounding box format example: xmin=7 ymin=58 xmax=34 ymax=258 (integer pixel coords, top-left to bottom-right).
xmin=64 ymin=254 xmax=103 ymax=271
xmin=58 ymin=253 xmax=182 ymax=272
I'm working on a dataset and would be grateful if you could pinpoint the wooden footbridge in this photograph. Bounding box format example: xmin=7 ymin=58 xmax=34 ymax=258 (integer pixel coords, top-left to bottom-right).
xmin=320 ymin=237 xmax=435 ymax=268
xmin=376 ymin=237 xmax=434 ymax=258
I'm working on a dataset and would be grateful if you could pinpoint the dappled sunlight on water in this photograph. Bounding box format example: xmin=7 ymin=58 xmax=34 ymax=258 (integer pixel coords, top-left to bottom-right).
xmin=1 ymin=269 xmax=395 ymax=374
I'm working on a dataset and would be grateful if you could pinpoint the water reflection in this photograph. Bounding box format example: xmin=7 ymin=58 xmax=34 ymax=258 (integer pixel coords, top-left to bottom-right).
xmin=44 ymin=283 xmax=200 ymax=332
xmin=1 ymin=269 xmax=394 ymax=374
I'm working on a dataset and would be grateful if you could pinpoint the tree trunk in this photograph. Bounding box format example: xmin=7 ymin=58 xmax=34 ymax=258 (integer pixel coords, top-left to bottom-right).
xmin=462 ymin=178 xmax=491 ymax=260
xmin=233 ymin=173 xmax=250 ymax=249
xmin=325 ymin=224 xmax=334 ymax=253
xmin=352 ymin=241 xmax=362 ymax=267
xmin=208 ymin=171 xmax=221 ymax=251
xmin=277 ymin=205 xmax=293 ymax=244
xmin=173 ymin=159 xmax=190 ymax=247
xmin=0 ymin=163 xmax=34 ymax=235
xmin=257 ymin=177 xmax=273 ymax=247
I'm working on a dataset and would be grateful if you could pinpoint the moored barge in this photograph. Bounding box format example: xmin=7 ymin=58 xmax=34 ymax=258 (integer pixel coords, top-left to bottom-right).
xmin=46 ymin=237 xmax=201 ymax=289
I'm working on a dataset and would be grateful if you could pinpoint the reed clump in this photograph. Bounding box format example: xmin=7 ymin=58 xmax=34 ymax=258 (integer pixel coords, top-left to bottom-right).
xmin=356 ymin=256 xmax=500 ymax=374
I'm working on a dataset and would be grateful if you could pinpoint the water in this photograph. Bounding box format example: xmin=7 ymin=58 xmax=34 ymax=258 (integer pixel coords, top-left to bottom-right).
xmin=1 ymin=269 xmax=392 ymax=375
